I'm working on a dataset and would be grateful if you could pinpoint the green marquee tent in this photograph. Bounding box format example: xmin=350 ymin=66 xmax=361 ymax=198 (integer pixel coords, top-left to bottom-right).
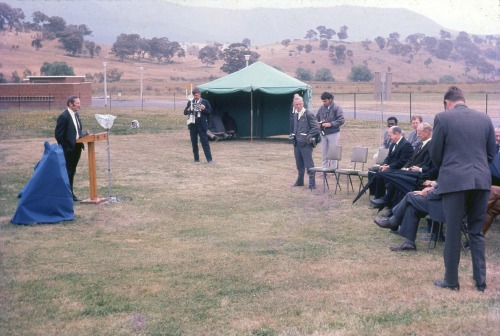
xmin=197 ymin=61 xmax=312 ymax=139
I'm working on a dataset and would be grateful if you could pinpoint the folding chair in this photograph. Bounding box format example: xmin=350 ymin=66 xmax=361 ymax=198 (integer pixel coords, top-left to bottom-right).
xmin=358 ymin=147 xmax=390 ymax=194
xmin=308 ymin=145 xmax=342 ymax=193
xmin=335 ymin=147 xmax=369 ymax=194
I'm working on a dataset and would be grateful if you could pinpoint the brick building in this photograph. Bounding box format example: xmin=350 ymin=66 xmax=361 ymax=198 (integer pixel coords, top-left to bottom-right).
xmin=0 ymin=76 xmax=92 ymax=109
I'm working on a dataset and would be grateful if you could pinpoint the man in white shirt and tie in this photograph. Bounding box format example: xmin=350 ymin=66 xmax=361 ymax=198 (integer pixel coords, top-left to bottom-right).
xmin=55 ymin=96 xmax=84 ymax=202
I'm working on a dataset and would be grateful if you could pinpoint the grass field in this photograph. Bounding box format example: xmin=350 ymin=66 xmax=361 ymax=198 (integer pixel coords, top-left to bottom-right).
xmin=1 ymin=107 xmax=499 ymax=335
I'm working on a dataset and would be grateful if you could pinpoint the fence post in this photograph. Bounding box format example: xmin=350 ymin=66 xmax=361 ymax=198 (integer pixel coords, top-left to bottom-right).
xmin=486 ymin=93 xmax=488 ymax=115
xmin=353 ymin=93 xmax=357 ymax=119
xmin=18 ymin=93 xmax=21 ymax=110
xmin=409 ymin=92 xmax=412 ymax=120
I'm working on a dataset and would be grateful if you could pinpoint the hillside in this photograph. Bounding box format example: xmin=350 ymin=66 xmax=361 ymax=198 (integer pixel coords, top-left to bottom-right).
xmin=1 ymin=31 xmax=498 ymax=98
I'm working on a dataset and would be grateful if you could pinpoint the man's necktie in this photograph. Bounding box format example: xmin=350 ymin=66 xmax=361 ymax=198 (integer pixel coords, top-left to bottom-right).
xmin=75 ymin=112 xmax=82 ymax=138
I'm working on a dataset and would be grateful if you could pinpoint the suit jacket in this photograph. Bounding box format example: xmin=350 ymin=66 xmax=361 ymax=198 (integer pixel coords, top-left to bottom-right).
xmin=184 ymin=98 xmax=212 ymax=123
xmin=430 ymin=104 xmax=496 ymax=194
xmin=383 ymin=136 xmax=414 ymax=170
xmin=293 ymin=109 xmax=320 ymax=147
xmin=55 ymin=109 xmax=83 ymax=152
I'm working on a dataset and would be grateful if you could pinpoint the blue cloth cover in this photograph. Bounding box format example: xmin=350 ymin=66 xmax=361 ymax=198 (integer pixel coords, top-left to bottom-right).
xmin=11 ymin=142 xmax=74 ymax=225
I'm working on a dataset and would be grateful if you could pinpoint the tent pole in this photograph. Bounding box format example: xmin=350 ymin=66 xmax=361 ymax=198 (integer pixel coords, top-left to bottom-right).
xmin=250 ymin=89 xmax=253 ymax=143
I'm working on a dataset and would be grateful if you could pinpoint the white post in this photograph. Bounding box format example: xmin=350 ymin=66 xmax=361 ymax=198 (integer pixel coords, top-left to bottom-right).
xmin=139 ymin=66 xmax=144 ymax=110
xmin=244 ymin=54 xmax=250 ymax=67
xmin=103 ymin=62 xmax=108 ymax=107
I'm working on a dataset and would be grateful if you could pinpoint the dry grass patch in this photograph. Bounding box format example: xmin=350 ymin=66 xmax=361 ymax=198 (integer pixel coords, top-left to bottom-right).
xmin=1 ymin=107 xmax=499 ymax=335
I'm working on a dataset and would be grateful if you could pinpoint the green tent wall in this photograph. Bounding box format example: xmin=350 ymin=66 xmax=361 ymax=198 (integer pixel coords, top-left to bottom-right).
xmin=197 ymin=61 xmax=312 ymax=139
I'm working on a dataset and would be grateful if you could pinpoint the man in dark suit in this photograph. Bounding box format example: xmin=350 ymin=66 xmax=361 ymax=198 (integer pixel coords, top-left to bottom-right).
xmin=430 ymin=86 xmax=496 ymax=292
xmin=291 ymin=96 xmax=320 ymax=190
xmin=371 ymin=123 xmax=437 ymax=209
xmin=184 ymin=88 xmax=213 ymax=163
xmin=373 ymin=181 xmax=440 ymax=251
xmin=55 ymin=95 xmax=84 ymax=202
xmin=370 ymin=126 xmax=414 ymax=207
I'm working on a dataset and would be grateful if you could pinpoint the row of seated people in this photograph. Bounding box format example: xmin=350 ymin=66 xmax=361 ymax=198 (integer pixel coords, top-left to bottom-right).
xmin=366 ymin=124 xmax=500 ymax=251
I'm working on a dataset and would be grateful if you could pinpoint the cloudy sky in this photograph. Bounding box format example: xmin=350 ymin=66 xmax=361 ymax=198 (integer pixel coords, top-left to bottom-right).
xmin=173 ymin=0 xmax=499 ymax=35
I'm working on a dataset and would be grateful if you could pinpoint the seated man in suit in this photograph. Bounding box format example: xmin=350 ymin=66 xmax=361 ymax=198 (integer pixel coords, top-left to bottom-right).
xmin=369 ymin=126 xmax=414 ymax=207
xmin=374 ymin=181 xmax=441 ymax=251
xmin=371 ymin=123 xmax=437 ymax=209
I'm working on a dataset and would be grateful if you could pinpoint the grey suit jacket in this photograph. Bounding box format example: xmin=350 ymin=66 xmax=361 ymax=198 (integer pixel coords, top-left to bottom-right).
xmin=430 ymin=104 xmax=496 ymax=194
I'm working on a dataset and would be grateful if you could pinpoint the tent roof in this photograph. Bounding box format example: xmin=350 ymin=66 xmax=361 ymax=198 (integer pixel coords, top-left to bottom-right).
xmin=198 ymin=61 xmax=310 ymax=94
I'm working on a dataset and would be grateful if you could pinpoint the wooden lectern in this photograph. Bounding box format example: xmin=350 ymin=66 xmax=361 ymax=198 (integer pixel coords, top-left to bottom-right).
xmin=77 ymin=132 xmax=108 ymax=204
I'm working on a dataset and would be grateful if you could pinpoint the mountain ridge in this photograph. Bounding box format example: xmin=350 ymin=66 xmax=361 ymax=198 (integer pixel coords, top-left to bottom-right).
xmin=8 ymin=0 xmax=457 ymax=45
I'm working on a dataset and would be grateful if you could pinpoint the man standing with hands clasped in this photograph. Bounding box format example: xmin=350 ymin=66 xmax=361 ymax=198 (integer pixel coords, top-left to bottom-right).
xmin=290 ymin=96 xmax=320 ymax=190
xmin=184 ymin=88 xmax=213 ymax=163
xmin=316 ymin=92 xmax=344 ymax=168
xmin=55 ymin=95 xmax=84 ymax=202
xmin=430 ymin=86 xmax=496 ymax=292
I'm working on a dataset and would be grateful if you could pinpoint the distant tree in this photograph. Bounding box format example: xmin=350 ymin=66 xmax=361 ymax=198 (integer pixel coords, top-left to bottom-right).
xmin=375 ymin=36 xmax=385 ymax=50
xmin=348 ymin=65 xmax=374 ymax=82
xmin=57 ymin=31 xmax=83 ymax=56
xmin=296 ymin=45 xmax=304 ymax=53
xmin=346 ymin=49 xmax=354 ymax=64
xmin=424 ymin=57 xmax=433 ymax=68
xmin=40 ymin=61 xmax=75 ymax=76
xmin=305 ymin=29 xmax=317 ymax=41
xmin=337 ymin=25 xmax=348 ymax=41
xmin=400 ymin=44 xmax=413 ymax=58
xmin=314 ymin=68 xmax=334 ymax=81
xmin=472 ymin=35 xmax=484 ymax=44
xmin=439 ymin=75 xmax=455 ymax=84
xmin=361 ymin=39 xmax=371 ymax=50
xmin=304 ymin=44 xmax=312 ymax=53
xmin=295 ymin=67 xmax=312 ymax=81
xmin=329 ymin=45 xmax=346 ymax=64
xmin=281 ymin=39 xmax=291 ymax=47
xmin=484 ymin=48 xmax=497 ymax=60
xmin=198 ymin=44 xmax=222 ymax=67
xmin=319 ymin=39 xmax=328 ymax=50
xmin=0 ymin=73 xmax=7 ymax=83
xmin=0 ymin=3 xmax=25 ymax=31
xmin=149 ymin=37 xmax=168 ymax=63
xmin=439 ymin=30 xmax=452 ymax=40
xmin=32 ymin=10 xmax=49 ymax=29
xmin=423 ymin=36 xmax=438 ymax=53
xmin=112 ymin=33 xmax=141 ymax=61
xmin=242 ymin=38 xmax=251 ymax=47
xmin=84 ymin=41 xmax=96 ymax=58
xmin=434 ymin=39 xmax=454 ymax=60
xmin=220 ymin=43 xmax=260 ymax=74
xmin=11 ymin=71 xmax=20 ymax=83
xmin=107 ymin=68 xmax=123 ymax=82
xmin=94 ymin=45 xmax=101 ymax=56
xmin=23 ymin=69 xmax=33 ymax=78
xmin=43 ymin=16 xmax=66 ymax=40
xmin=387 ymin=32 xmax=401 ymax=54
xmin=476 ymin=59 xmax=496 ymax=79
xmin=31 ymin=37 xmax=43 ymax=50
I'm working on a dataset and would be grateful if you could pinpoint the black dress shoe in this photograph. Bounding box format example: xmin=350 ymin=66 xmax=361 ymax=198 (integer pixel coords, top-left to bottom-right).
xmin=476 ymin=283 xmax=487 ymax=292
xmin=434 ymin=280 xmax=460 ymax=291
xmin=73 ymin=196 xmax=81 ymax=202
xmin=373 ymin=217 xmax=397 ymax=229
xmin=370 ymin=198 xmax=388 ymax=207
xmin=292 ymin=181 xmax=304 ymax=187
xmin=390 ymin=240 xmax=416 ymax=251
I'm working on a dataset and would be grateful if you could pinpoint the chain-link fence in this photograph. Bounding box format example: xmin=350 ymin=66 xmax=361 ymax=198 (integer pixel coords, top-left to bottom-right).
xmin=2 ymin=91 xmax=499 ymax=124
